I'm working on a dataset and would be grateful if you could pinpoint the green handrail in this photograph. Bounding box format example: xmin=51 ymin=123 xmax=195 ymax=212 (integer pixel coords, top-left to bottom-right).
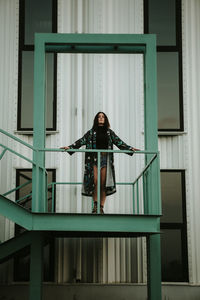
xmin=132 ymin=153 xmax=157 ymax=186
xmin=46 ymin=150 xmax=158 ymax=215
xmin=16 ymin=192 xmax=32 ymax=204
xmin=3 ymin=180 xmax=32 ymax=197
xmin=39 ymin=148 xmax=158 ymax=155
xmin=1 ymin=128 xmax=160 ymax=215
xmin=0 ymin=144 xmax=46 ymax=172
xmin=0 ymin=143 xmax=34 ymax=165
xmin=0 ymin=148 xmax=7 ymax=160
xmin=0 ymin=128 xmax=35 ymax=151
xmin=132 ymin=154 xmax=159 ymax=215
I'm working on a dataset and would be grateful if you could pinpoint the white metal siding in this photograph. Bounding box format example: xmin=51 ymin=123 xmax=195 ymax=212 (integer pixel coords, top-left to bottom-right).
xmin=1 ymin=0 xmax=200 ymax=292
xmin=0 ymin=0 xmax=19 ymax=245
xmin=56 ymin=0 xmax=145 ymax=284
xmin=181 ymin=0 xmax=200 ymax=285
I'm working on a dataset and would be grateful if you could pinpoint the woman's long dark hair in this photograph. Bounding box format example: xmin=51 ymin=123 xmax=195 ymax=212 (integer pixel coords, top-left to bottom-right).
xmin=92 ymin=112 xmax=110 ymax=130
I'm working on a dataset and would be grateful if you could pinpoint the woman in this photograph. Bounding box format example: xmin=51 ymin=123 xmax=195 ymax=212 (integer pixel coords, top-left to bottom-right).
xmin=61 ymin=112 xmax=139 ymax=214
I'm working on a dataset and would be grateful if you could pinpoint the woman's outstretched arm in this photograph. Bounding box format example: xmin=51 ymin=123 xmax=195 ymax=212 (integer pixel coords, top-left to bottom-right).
xmin=60 ymin=131 xmax=89 ymax=154
xmin=110 ymin=130 xmax=140 ymax=154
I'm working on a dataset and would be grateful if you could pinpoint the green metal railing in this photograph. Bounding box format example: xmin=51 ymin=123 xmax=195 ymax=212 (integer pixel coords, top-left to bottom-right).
xmin=1 ymin=129 xmax=161 ymax=216
xmin=41 ymin=148 xmax=161 ymax=215
xmin=0 ymin=129 xmax=47 ymax=207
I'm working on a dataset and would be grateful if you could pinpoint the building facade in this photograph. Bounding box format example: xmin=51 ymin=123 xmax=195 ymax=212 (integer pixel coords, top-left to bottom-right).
xmin=0 ymin=0 xmax=200 ymax=299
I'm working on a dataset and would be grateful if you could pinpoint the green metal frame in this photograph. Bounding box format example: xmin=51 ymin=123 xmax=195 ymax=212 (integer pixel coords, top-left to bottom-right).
xmin=0 ymin=33 xmax=162 ymax=300
xmin=0 ymin=194 xmax=160 ymax=235
xmin=31 ymin=33 xmax=161 ymax=300
xmin=32 ymin=33 xmax=161 ymax=212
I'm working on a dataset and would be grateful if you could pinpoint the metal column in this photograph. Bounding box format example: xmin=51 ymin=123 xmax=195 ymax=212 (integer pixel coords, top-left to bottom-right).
xmin=29 ymin=233 xmax=44 ymax=300
xmin=145 ymin=36 xmax=162 ymax=299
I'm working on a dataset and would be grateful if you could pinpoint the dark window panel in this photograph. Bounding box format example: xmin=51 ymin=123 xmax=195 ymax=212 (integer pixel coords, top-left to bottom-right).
xmin=157 ymin=52 xmax=180 ymax=130
xmin=148 ymin=0 xmax=176 ymax=46
xmin=18 ymin=0 xmax=57 ymax=131
xmin=144 ymin=0 xmax=183 ymax=131
xmin=161 ymin=229 xmax=187 ymax=281
xmin=160 ymin=171 xmax=183 ymax=223
xmin=14 ymin=242 xmax=54 ymax=282
xmin=20 ymin=51 xmax=55 ymax=129
xmin=25 ymin=0 xmax=53 ymax=45
xmin=16 ymin=169 xmax=55 ymax=212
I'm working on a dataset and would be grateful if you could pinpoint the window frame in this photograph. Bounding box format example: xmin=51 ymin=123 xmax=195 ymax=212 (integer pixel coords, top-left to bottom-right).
xmin=144 ymin=0 xmax=184 ymax=132
xmin=17 ymin=0 xmax=58 ymax=132
xmin=160 ymin=169 xmax=188 ymax=282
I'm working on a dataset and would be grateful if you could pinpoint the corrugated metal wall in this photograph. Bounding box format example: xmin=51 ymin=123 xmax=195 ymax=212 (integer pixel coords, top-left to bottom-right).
xmin=181 ymin=0 xmax=200 ymax=285
xmin=0 ymin=0 xmax=19 ymax=246
xmin=56 ymin=0 xmax=146 ymax=284
xmin=1 ymin=0 xmax=200 ymax=288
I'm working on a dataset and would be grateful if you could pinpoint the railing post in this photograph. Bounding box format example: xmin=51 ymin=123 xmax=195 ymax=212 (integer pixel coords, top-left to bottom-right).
xmin=136 ymin=181 xmax=139 ymax=214
xmin=156 ymin=153 xmax=162 ymax=215
xmin=132 ymin=184 xmax=135 ymax=214
xmin=52 ymin=183 xmax=55 ymax=213
xmin=97 ymin=151 xmax=101 ymax=214
xmin=143 ymin=173 xmax=147 ymax=214
xmin=43 ymin=170 xmax=47 ymax=212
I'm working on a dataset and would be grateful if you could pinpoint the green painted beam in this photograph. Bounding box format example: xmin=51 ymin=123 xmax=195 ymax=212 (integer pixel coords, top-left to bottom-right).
xmin=0 ymin=194 xmax=32 ymax=230
xmin=144 ymin=34 xmax=158 ymax=152
xmin=32 ymin=213 xmax=160 ymax=234
xmin=34 ymin=33 xmax=154 ymax=47
xmin=0 ymin=194 xmax=160 ymax=235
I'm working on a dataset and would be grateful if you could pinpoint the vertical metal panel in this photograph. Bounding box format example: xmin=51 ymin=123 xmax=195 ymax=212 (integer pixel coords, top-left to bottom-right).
xmin=0 ymin=0 xmax=19 ymax=245
xmin=181 ymin=0 xmax=200 ymax=285
xmin=0 ymin=0 xmax=19 ymax=284
xmin=158 ymin=135 xmax=187 ymax=169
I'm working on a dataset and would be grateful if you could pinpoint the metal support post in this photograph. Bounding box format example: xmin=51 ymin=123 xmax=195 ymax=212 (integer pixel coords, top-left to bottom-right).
xmin=32 ymin=35 xmax=46 ymax=213
xmin=147 ymin=234 xmax=162 ymax=300
xmin=29 ymin=233 xmax=44 ymax=300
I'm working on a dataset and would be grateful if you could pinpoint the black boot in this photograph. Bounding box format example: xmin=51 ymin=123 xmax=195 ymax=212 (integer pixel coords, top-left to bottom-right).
xmin=92 ymin=202 xmax=97 ymax=214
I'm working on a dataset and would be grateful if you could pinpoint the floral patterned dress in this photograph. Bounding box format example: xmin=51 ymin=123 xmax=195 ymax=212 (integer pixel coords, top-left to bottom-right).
xmin=68 ymin=128 xmax=134 ymax=197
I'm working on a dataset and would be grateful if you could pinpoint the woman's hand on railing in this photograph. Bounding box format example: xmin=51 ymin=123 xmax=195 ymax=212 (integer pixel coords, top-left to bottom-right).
xmin=131 ymin=147 xmax=140 ymax=152
xmin=60 ymin=146 xmax=70 ymax=150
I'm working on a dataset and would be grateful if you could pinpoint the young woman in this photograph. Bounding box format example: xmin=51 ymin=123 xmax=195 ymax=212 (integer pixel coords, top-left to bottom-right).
xmin=61 ymin=112 xmax=139 ymax=214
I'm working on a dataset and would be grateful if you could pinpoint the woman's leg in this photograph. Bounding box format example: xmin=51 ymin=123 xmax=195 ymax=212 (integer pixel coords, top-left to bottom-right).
xmin=93 ymin=165 xmax=98 ymax=203
xmin=100 ymin=166 xmax=107 ymax=207
xmin=93 ymin=165 xmax=107 ymax=212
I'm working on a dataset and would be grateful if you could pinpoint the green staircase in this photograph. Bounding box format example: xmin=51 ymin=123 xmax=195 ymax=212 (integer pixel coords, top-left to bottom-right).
xmin=0 ymin=128 xmax=161 ymax=300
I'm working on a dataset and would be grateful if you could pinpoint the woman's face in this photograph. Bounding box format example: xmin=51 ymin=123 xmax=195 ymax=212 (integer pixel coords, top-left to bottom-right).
xmin=98 ymin=113 xmax=105 ymax=126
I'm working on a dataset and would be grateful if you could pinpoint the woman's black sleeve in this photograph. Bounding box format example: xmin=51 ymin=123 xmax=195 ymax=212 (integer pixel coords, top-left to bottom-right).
xmin=68 ymin=131 xmax=89 ymax=155
xmin=110 ymin=130 xmax=134 ymax=156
